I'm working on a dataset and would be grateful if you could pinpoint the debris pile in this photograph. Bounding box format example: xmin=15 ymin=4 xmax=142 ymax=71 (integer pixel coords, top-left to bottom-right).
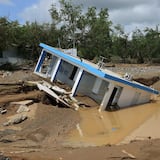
xmin=37 ymin=81 xmax=86 ymax=110
xmin=2 ymin=100 xmax=34 ymax=126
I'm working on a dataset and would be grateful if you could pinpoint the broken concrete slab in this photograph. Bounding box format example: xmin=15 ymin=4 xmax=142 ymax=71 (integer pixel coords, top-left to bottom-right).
xmin=37 ymin=82 xmax=71 ymax=108
xmin=10 ymin=100 xmax=33 ymax=106
xmin=39 ymin=81 xmax=71 ymax=95
xmin=24 ymin=81 xmax=40 ymax=86
xmin=16 ymin=105 xmax=30 ymax=113
xmin=52 ymin=85 xmax=72 ymax=95
xmin=37 ymin=81 xmax=86 ymax=110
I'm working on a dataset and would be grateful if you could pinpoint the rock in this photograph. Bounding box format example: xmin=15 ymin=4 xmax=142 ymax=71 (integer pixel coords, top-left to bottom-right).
xmin=3 ymin=115 xmax=28 ymax=126
xmin=3 ymin=122 xmax=10 ymax=126
xmin=16 ymin=104 xmax=30 ymax=113
xmin=11 ymin=115 xmax=28 ymax=124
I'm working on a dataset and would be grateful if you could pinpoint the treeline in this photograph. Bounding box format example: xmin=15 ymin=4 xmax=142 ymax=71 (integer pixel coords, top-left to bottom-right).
xmin=0 ymin=0 xmax=160 ymax=63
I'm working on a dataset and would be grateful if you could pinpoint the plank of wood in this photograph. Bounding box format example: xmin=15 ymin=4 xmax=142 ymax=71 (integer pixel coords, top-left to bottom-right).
xmin=37 ymin=82 xmax=71 ymax=108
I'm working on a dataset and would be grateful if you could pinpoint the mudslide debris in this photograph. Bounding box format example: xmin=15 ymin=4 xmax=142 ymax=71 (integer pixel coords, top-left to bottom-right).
xmin=37 ymin=81 xmax=83 ymax=110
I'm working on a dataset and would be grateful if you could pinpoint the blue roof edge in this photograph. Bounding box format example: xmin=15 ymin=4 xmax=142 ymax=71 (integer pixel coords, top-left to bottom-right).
xmin=39 ymin=43 xmax=160 ymax=95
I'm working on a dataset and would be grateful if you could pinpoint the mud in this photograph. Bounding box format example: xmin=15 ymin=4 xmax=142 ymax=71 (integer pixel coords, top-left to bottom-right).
xmin=0 ymin=66 xmax=159 ymax=160
xmin=63 ymin=97 xmax=160 ymax=147
xmin=133 ymin=76 xmax=160 ymax=86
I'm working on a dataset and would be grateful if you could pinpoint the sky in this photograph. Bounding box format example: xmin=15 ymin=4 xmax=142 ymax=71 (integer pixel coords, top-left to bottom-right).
xmin=0 ymin=0 xmax=160 ymax=33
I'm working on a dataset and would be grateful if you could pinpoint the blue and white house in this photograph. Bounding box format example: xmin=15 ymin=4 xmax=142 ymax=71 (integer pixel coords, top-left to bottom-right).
xmin=34 ymin=43 xmax=159 ymax=111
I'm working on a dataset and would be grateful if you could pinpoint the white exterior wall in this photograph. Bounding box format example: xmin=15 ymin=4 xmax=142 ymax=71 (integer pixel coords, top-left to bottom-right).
xmin=55 ymin=61 xmax=110 ymax=104
xmin=77 ymin=72 xmax=96 ymax=95
xmin=118 ymin=86 xmax=137 ymax=108
xmin=91 ymin=79 xmax=109 ymax=103
xmin=118 ymin=85 xmax=151 ymax=108
xmin=100 ymin=83 xmax=115 ymax=110
xmin=77 ymin=72 xmax=109 ymax=103
xmin=137 ymin=91 xmax=150 ymax=104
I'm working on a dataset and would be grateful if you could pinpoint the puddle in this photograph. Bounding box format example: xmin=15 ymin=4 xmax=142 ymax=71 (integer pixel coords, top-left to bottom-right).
xmin=63 ymin=97 xmax=160 ymax=147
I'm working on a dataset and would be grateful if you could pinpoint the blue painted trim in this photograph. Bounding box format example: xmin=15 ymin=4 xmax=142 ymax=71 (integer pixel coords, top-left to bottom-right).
xmin=36 ymin=50 xmax=46 ymax=72
xmin=104 ymin=74 xmax=159 ymax=94
xmin=39 ymin=43 xmax=160 ymax=95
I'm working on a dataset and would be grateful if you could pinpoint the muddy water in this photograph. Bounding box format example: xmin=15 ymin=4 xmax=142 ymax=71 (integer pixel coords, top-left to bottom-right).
xmin=64 ymin=97 xmax=160 ymax=147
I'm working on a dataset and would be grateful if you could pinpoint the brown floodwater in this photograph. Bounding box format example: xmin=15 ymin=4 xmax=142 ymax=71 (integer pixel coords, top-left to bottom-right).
xmin=63 ymin=96 xmax=160 ymax=147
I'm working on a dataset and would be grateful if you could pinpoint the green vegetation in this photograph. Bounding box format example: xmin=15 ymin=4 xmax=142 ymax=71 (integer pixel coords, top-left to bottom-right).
xmin=0 ymin=0 xmax=160 ymax=63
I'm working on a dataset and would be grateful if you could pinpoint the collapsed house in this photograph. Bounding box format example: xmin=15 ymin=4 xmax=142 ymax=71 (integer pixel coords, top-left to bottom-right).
xmin=34 ymin=43 xmax=159 ymax=111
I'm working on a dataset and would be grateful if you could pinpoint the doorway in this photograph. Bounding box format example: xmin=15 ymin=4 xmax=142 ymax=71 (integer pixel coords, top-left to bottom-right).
xmin=70 ymin=66 xmax=78 ymax=80
xmin=106 ymin=86 xmax=123 ymax=111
